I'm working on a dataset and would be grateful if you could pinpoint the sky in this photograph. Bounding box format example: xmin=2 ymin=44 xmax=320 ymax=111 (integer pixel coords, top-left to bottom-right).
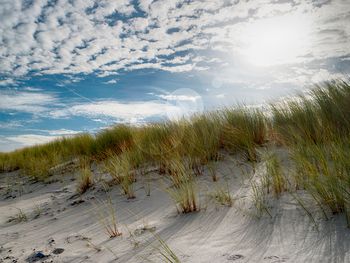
xmin=0 ymin=0 xmax=350 ymax=152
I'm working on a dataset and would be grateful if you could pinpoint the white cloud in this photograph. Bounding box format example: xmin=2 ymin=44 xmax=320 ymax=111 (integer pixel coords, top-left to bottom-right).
xmin=0 ymin=78 xmax=17 ymax=86
xmin=0 ymin=90 xmax=57 ymax=114
xmin=96 ymin=71 xmax=119 ymax=78
xmin=103 ymin=79 xmax=118 ymax=84
xmin=46 ymin=129 xmax=81 ymax=136
xmin=6 ymin=134 xmax=58 ymax=145
xmin=157 ymin=94 xmax=201 ymax=102
xmin=0 ymin=120 xmax=22 ymax=129
xmin=0 ymin=129 xmax=82 ymax=152
xmin=22 ymin=87 xmax=43 ymax=91
xmin=50 ymin=100 xmax=181 ymax=122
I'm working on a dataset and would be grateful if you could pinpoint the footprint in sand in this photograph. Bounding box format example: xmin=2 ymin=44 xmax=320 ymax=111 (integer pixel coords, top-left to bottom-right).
xmin=264 ymin=255 xmax=288 ymax=262
xmin=65 ymin=234 xmax=90 ymax=244
xmin=226 ymin=254 xmax=244 ymax=261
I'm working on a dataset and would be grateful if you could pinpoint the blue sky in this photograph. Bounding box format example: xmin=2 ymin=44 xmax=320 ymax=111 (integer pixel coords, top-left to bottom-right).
xmin=0 ymin=0 xmax=350 ymax=152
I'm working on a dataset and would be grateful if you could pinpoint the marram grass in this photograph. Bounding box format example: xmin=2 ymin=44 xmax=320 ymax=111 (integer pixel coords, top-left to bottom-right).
xmin=1 ymin=80 xmax=350 ymax=223
xmin=0 ymin=102 xmax=268 ymax=179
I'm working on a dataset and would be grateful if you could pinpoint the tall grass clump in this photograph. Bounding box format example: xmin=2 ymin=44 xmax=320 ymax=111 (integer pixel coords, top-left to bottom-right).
xmin=207 ymin=160 xmax=219 ymax=182
xmin=105 ymin=152 xmax=136 ymax=199
xmin=292 ymin=141 xmax=350 ymax=218
xmin=265 ymin=153 xmax=286 ymax=198
xmin=271 ymin=80 xmax=350 ymax=224
xmin=166 ymin=159 xmax=199 ymax=213
xmin=181 ymin=113 xmax=223 ymax=173
xmin=0 ymin=153 xmax=17 ymax=172
xmin=77 ymin=165 xmax=94 ymax=194
xmin=92 ymin=125 xmax=134 ymax=158
xmin=251 ymin=180 xmax=272 ymax=218
xmin=0 ymin=125 xmax=135 ymax=178
xmin=272 ymin=98 xmax=323 ymax=145
xmin=312 ymin=81 xmax=350 ymax=137
xmin=0 ymin=135 xmax=90 ymax=179
xmin=132 ymin=122 xmax=179 ymax=173
xmin=60 ymin=134 xmax=95 ymax=157
xmin=222 ymin=108 xmax=267 ymax=161
xmin=166 ymin=156 xmax=188 ymax=188
xmin=272 ymin=80 xmax=350 ymax=145
xmin=105 ymin=154 xmax=124 ymax=184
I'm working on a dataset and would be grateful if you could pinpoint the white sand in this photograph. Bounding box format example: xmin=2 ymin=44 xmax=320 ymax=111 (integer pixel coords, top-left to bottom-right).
xmin=0 ymin=152 xmax=349 ymax=262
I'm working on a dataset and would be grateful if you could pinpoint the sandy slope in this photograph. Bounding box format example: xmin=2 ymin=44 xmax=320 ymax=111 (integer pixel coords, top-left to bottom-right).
xmin=0 ymin=153 xmax=349 ymax=263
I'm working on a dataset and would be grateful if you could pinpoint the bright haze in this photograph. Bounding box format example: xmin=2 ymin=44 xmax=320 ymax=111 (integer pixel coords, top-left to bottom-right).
xmin=0 ymin=0 xmax=349 ymax=152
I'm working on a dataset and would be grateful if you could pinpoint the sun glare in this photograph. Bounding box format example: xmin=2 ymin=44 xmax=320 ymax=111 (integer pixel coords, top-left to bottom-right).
xmin=240 ymin=14 xmax=311 ymax=67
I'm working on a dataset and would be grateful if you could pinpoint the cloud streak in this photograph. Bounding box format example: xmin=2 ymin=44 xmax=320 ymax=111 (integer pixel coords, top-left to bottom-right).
xmin=50 ymin=100 xmax=181 ymax=123
xmin=0 ymin=90 xmax=57 ymax=114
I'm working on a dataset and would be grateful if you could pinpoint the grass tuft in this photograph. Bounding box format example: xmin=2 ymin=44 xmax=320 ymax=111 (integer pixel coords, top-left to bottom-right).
xmin=94 ymin=198 xmax=122 ymax=238
xmin=210 ymin=183 xmax=233 ymax=207
xmin=265 ymin=153 xmax=286 ymax=198
xmin=77 ymin=166 xmax=94 ymax=194
xmin=9 ymin=208 xmax=27 ymax=223
xmin=165 ymin=159 xmax=199 ymax=213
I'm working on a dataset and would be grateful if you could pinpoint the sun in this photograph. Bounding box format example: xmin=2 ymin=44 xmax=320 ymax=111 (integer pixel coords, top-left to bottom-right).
xmin=239 ymin=14 xmax=311 ymax=67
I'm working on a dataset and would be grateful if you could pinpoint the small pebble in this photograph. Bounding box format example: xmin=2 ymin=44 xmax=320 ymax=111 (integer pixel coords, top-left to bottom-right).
xmin=52 ymin=248 xmax=64 ymax=255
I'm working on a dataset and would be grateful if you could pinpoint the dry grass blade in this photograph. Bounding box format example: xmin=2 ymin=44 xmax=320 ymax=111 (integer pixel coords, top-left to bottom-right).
xmin=77 ymin=166 xmax=94 ymax=194
xmin=165 ymin=159 xmax=199 ymax=214
xmin=154 ymin=233 xmax=181 ymax=263
xmin=265 ymin=153 xmax=286 ymax=198
xmin=251 ymin=180 xmax=272 ymax=218
xmin=93 ymin=198 xmax=122 ymax=238
xmin=210 ymin=182 xmax=233 ymax=207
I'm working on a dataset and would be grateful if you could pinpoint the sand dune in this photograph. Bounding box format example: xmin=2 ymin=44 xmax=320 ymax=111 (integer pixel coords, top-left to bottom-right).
xmin=1 ymin=151 xmax=349 ymax=263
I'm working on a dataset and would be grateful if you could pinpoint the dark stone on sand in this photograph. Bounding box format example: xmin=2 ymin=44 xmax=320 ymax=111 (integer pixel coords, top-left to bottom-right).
xmin=70 ymin=199 xmax=85 ymax=206
xmin=52 ymin=248 xmax=64 ymax=255
xmin=26 ymin=251 xmax=48 ymax=262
